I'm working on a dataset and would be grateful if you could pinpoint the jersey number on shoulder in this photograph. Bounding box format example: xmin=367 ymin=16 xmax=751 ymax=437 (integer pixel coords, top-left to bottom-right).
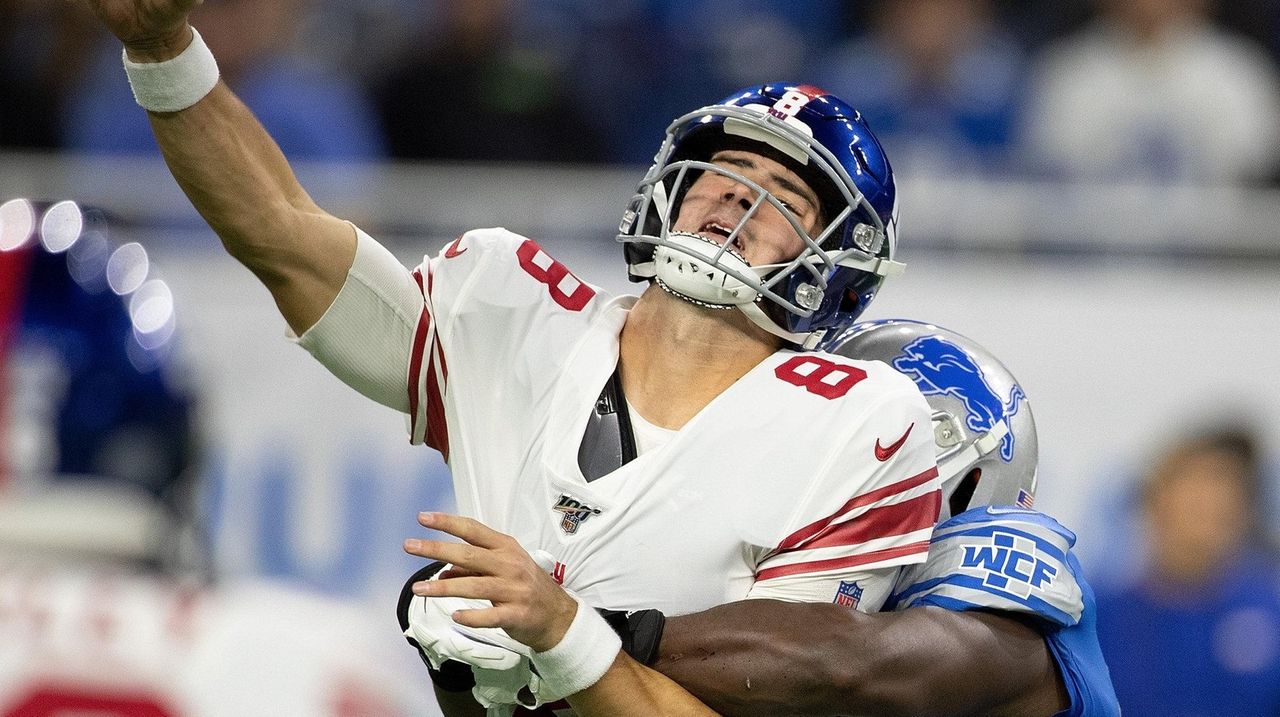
xmin=516 ymin=240 xmax=596 ymax=312
xmin=775 ymin=356 xmax=868 ymax=399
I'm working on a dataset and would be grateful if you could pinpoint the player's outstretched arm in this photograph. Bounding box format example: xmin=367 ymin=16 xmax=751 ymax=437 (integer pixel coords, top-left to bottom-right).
xmin=656 ymin=600 xmax=1066 ymax=717
xmin=82 ymin=0 xmax=355 ymax=335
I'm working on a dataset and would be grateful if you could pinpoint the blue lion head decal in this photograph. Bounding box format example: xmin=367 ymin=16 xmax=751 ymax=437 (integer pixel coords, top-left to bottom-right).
xmin=892 ymin=336 xmax=1024 ymax=462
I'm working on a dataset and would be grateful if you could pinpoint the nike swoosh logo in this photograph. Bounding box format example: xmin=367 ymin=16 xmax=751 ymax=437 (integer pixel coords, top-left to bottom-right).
xmin=444 ymin=237 xmax=467 ymax=258
xmin=875 ymin=423 xmax=915 ymax=461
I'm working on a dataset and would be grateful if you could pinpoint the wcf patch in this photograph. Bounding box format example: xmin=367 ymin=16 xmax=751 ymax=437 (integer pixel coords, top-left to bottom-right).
xmin=959 ymin=531 xmax=1057 ymax=599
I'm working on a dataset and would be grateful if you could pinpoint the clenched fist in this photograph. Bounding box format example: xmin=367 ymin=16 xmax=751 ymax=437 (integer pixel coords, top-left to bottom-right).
xmin=79 ymin=0 xmax=203 ymax=61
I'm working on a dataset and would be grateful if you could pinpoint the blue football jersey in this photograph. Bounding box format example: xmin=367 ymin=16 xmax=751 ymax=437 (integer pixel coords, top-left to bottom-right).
xmin=885 ymin=507 xmax=1121 ymax=717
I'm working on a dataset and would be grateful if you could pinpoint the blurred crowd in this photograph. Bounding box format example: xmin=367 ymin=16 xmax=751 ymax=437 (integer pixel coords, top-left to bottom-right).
xmin=1095 ymin=426 xmax=1280 ymax=715
xmin=3 ymin=0 xmax=1280 ymax=184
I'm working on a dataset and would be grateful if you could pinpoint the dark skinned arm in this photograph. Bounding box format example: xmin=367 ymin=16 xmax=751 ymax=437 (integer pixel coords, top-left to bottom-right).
xmin=655 ymin=600 xmax=1068 ymax=717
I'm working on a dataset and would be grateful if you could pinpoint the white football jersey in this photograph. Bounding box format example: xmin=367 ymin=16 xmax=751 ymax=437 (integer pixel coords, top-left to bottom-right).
xmin=0 ymin=562 xmax=435 ymax=717
xmin=299 ymin=228 xmax=941 ymax=614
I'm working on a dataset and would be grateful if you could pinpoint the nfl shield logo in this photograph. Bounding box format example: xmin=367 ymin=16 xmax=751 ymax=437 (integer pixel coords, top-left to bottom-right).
xmin=834 ymin=580 xmax=863 ymax=608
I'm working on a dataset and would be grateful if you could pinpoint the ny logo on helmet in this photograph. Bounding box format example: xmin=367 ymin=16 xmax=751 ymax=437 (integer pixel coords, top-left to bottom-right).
xmin=892 ymin=337 xmax=1025 ymax=462
xmin=553 ymin=494 xmax=603 ymax=535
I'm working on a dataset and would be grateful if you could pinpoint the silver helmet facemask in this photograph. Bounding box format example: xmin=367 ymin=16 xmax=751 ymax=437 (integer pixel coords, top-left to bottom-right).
xmin=618 ymin=104 xmax=904 ymax=349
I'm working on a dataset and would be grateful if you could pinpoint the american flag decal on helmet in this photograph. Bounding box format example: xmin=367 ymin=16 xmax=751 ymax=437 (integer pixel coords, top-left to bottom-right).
xmin=553 ymin=494 xmax=603 ymax=535
xmin=1016 ymin=489 xmax=1035 ymax=509
xmin=834 ymin=580 xmax=863 ymax=608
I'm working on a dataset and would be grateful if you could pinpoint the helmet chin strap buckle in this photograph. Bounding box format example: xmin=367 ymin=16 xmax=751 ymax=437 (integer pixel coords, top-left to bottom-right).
xmin=937 ymin=419 xmax=1011 ymax=485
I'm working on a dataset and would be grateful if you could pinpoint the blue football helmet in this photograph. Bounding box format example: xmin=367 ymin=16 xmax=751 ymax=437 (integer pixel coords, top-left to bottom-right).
xmin=618 ymin=83 xmax=902 ymax=349
xmin=825 ymin=319 xmax=1039 ymax=520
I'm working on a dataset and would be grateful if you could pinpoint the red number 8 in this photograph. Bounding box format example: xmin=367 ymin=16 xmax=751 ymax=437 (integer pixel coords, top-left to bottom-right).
xmin=516 ymin=240 xmax=596 ymax=312
xmin=775 ymin=356 xmax=867 ymax=400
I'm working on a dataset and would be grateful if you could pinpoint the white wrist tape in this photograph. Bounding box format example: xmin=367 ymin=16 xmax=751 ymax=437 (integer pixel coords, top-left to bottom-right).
xmin=122 ymin=28 xmax=220 ymax=113
xmin=529 ymin=593 xmax=621 ymax=701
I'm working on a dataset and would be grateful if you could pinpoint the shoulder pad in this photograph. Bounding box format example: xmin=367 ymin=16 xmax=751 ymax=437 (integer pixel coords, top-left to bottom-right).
xmin=886 ymin=506 xmax=1084 ymax=627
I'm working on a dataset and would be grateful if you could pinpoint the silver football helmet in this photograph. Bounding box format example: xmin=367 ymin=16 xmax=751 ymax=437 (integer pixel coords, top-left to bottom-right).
xmin=827 ymin=319 xmax=1038 ymax=520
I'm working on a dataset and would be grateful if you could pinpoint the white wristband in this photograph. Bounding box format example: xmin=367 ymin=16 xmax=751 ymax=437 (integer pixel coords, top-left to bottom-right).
xmin=122 ymin=27 xmax=220 ymax=113
xmin=529 ymin=593 xmax=621 ymax=701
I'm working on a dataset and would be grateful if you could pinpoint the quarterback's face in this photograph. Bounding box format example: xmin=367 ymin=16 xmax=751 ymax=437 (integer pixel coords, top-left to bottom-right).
xmin=672 ymin=149 xmax=823 ymax=266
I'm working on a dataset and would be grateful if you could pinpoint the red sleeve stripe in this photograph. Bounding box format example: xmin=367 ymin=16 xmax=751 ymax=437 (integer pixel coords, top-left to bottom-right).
xmin=776 ymin=466 xmax=939 ymax=552
xmin=756 ymin=540 xmax=930 ymax=582
xmin=424 ymin=341 xmax=450 ymax=459
xmin=408 ymin=266 xmax=447 ymax=450
xmin=777 ymin=489 xmax=940 ymax=554
xmin=426 ymin=266 xmax=447 ymax=384
xmin=423 ymin=264 xmax=449 ymax=456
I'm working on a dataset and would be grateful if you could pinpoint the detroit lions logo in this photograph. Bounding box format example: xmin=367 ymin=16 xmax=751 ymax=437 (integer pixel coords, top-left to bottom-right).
xmin=892 ymin=336 xmax=1024 ymax=462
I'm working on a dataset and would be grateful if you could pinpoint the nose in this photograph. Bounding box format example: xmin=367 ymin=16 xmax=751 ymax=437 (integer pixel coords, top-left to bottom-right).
xmin=718 ymin=176 xmax=756 ymax=211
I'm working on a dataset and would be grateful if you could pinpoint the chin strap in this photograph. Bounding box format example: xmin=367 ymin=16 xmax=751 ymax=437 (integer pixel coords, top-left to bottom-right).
xmin=650 ymin=276 xmax=825 ymax=350
xmin=737 ymin=301 xmax=824 ymax=349
xmin=936 ymin=419 xmax=1010 ymax=486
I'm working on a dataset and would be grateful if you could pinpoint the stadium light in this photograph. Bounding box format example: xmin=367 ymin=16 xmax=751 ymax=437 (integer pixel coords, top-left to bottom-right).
xmin=0 ymin=198 xmax=36 ymax=251
xmin=39 ymin=200 xmax=84 ymax=253
xmin=107 ymin=242 xmax=150 ymax=295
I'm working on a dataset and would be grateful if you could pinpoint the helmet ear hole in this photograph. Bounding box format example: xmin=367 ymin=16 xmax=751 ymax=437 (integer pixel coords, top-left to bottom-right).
xmin=949 ymin=468 xmax=982 ymax=518
xmin=840 ymin=288 xmax=861 ymax=315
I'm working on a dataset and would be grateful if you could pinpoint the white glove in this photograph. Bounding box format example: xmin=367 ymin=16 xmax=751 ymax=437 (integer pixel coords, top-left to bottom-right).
xmin=472 ymin=656 xmax=540 ymax=710
xmin=402 ymin=550 xmax=556 ymax=674
xmin=402 ymin=582 xmax=529 ymax=672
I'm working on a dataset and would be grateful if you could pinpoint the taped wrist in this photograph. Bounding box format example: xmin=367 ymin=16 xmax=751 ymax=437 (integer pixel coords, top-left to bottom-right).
xmin=596 ymin=607 xmax=667 ymax=666
xmin=397 ymin=560 xmax=476 ymax=692
xmin=529 ymin=593 xmax=621 ymax=700
xmin=122 ymin=26 xmax=219 ymax=112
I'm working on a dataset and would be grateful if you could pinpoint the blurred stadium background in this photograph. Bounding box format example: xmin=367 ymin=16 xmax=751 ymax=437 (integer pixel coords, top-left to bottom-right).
xmin=2 ymin=0 xmax=1280 ymax=714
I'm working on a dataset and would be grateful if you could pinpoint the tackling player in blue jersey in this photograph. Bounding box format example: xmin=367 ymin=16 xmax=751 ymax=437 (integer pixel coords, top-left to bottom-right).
xmin=402 ymin=321 xmax=1120 ymax=716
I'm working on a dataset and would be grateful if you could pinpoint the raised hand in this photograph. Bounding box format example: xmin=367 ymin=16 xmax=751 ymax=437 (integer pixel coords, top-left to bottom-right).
xmin=79 ymin=0 xmax=203 ymax=59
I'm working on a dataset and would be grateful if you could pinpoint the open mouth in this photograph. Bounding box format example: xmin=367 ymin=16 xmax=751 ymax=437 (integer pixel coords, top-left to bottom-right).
xmin=696 ymin=221 xmax=748 ymax=262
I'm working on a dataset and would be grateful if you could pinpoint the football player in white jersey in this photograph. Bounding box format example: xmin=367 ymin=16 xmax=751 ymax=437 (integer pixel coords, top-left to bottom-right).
xmin=401 ymin=321 xmax=1119 ymax=717
xmin=88 ymin=0 xmax=939 ymax=655
xmin=76 ymin=2 xmax=1102 ymax=714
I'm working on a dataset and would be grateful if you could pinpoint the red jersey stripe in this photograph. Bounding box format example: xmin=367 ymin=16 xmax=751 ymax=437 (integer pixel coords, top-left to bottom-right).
xmin=780 ymin=489 xmax=941 ymax=554
xmin=409 ymin=264 xmax=449 ymax=455
xmin=424 ymin=342 xmax=450 ymax=459
xmin=426 ymin=266 xmax=448 ymax=383
xmin=756 ymin=540 xmax=930 ymax=582
xmin=407 ymin=268 xmax=431 ymax=442
xmin=777 ymin=466 xmax=939 ymax=552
